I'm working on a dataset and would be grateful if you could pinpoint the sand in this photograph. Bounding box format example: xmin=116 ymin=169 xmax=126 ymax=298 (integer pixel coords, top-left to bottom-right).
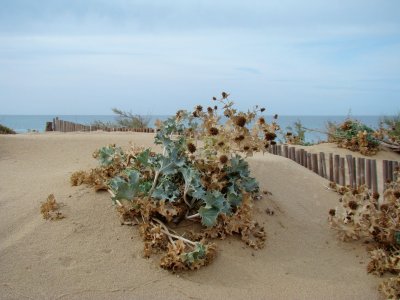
xmin=0 ymin=132 xmax=388 ymax=299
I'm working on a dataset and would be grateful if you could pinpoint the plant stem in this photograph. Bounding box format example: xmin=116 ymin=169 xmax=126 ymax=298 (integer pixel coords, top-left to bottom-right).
xmin=186 ymin=213 xmax=200 ymax=220
xmin=152 ymin=218 xmax=196 ymax=246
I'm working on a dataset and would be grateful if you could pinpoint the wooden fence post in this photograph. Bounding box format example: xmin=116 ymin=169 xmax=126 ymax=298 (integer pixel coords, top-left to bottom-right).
xmin=312 ymin=153 xmax=318 ymax=174
xmin=360 ymin=158 xmax=365 ymax=186
xmin=388 ymin=161 xmax=394 ymax=182
xmin=339 ymin=157 xmax=345 ymax=186
xmin=371 ymin=160 xmax=378 ymax=194
xmin=307 ymin=153 xmax=312 ymax=170
xmin=366 ymin=159 xmax=372 ymax=189
xmin=346 ymin=155 xmax=354 ymax=188
xmin=329 ymin=153 xmax=334 ymax=182
xmin=383 ymin=160 xmax=388 ymax=188
xmin=334 ymin=155 xmax=340 ymax=184
xmin=283 ymin=145 xmax=288 ymax=158
xmin=303 ymin=151 xmax=308 ymax=168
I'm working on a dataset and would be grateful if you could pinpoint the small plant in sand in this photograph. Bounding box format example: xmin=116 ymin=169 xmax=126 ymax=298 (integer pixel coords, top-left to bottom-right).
xmin=71 ymin=93 xmax=278 ymax=271
xmin=376 ymin=113 xmax=400 ymax=153
xmin=283 ymin=120 xmax=312 ymax=146
xmin=328 ymin=171 xmax=400 ymax=299
xmin=0 ymin=124 xmax=16 ymax=134
xmin=40 ymin=194 xmax=65 ymax=220
xmin=326 ymin=119 xmax=379 ymax=156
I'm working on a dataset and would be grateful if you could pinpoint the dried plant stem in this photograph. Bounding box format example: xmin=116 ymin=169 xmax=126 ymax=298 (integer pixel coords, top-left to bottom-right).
xmin=186 ymin=213 xmax=200 ymax=220
xmin=153 ymin=218 xmax=196 ymax=246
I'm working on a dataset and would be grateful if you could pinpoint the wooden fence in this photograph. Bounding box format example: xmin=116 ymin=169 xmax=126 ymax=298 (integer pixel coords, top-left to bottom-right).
xmin=267 ymin=144 xmax=399 ymax=194
xmin=47 ymin=118 xmax=155 ymax=133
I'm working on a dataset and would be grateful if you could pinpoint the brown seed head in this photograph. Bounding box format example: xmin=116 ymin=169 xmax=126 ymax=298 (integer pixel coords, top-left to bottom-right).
xmin=380 ymin=204 xmax=389 ymax=212
xmin=234 ymin=135 xmax=245 ymax=142
xmin=209 ymin=127 xmax=219 ymax=135
xmin=243 ymin=145 xmax=250 ymax=151
xmin=265 ymin=132 xmax=277 ymax=141
xmin=260 ymin=108 xmax=266 ymax=112
xmin=214 ymin=105 xmax=218 ymax=110
xmin=270 ymin=141 xmax=277 ymax=145
xmin=273 ymin=114 xmax=278 ymax=119
xmin=329 ymin=209 xmax=336 ymax=216
xmin=217 ymin=141 xmax=225 ymax=147
xmin=212 ymin=96 xmax=217 ymax=101
xmin=372 ymin=192 xmax=380 ymax=200
xmin=258 ymin=117 xmax=265 ymax=125
xmin=196 ymin=105 xmax=203 ymax=111
xmin=394 ymin=191 xmax=400 ymax=198
xmin=207 ymin=107 xmax=213 ymax=114
xmin=222 ymin=92 xmax=228 ymax=99
xmin=234 ymin=116 xmax=247 ymax=127
xmin=219 ymin=155 xmax=228 ymax=164
xmin=187 ymin=143 xmax=196 ymax=153
xmin=348 ymin=200 xmax=358 ymax=210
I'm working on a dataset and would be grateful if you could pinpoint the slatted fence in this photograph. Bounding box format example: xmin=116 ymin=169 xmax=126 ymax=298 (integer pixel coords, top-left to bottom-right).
xmin=47 ymin=117 xmax=155 ymax=133
xmin=268 ymin=144 xmax=399 ymax=193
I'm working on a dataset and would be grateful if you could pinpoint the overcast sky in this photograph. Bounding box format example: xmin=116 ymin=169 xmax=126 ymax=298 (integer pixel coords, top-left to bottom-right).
xmin=0 ymin=0 xmax=399 ymax=115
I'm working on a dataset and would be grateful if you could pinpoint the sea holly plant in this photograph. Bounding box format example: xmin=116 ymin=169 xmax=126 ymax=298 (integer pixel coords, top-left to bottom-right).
xmin=328 ymin=170 xmax=400 ymax=299
xmin=71 ymin=93 xmax=277 ymax=271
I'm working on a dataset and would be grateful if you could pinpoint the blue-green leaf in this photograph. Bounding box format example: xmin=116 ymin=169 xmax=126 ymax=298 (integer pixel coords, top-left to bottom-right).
xmin=198 ymin=206 xmax=220 ymax=227
xmin=109 ymin=170 xmax=140 ymax=201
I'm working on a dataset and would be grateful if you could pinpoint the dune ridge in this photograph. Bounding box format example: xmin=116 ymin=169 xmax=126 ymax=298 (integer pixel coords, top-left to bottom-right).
xmin=0 ymin=132 xmax=382 ymax=299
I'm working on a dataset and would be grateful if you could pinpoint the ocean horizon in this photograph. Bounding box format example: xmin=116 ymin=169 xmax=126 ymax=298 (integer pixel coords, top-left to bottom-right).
xmin=0 ymin=114 xmax=385 ymax=143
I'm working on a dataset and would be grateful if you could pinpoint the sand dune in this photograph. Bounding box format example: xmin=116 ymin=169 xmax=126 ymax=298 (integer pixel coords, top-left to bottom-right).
xmin=0 ymin=133 xmax=384 ymax=299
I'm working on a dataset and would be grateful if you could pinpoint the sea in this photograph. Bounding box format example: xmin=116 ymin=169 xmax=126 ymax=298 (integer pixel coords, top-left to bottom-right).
xmin=0 ymin=115 xmax=383 ymax=143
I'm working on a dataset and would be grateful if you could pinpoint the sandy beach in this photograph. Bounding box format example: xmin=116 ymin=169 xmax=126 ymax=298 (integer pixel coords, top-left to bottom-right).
xmin=0 ymin=132 xmax=388 ymax=299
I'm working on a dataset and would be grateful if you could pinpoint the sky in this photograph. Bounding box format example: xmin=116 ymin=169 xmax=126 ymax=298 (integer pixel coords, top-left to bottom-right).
xmin=0 ymin=0 xmax=399 ymax=115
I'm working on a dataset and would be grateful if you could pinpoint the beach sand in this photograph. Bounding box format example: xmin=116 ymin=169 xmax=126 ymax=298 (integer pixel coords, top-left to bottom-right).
xmin=0 ymin=132 xmax=387 ymax=299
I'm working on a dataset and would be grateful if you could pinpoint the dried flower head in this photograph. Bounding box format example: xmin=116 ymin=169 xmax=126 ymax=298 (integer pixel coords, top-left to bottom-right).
xmin=217 ymin=141 xmax=225 ymax=147
xmin=214 ymin=105 xmax=218 ymax=110
xmin=260 ymin=108 xmax=266 ymax=112
xmin=212 ymin=96 xmax=217 ymax=101
xmin=187 ymin=143 xmax=196 ymax=153
xmin=222 ymin=92 xmax=228 ymax=99
xmin=264 ymin=132 xmax=277 ymax=141
xmin=234 ymin=116 xmax=247 ymax=127
xmin=273 ymin=114 xmax=278 ymax=119
xmin=207 ymin=107 xmax=213 ymax=114
xmin=394 ymin=191 xmax=400 ymax=199
xmin=329 ymin=209 xmax=336 ymax=216
xmin=380 ymin=204 xmax=389 ymax=212
xmin=219 ymin=155 xmax=228 ymax=164
xmin=348 ymin=200 xmax=358 ymax=210
xmin=209 ymin=127 xmax=219 ymax=135
xmin=196 ymin=105 xmax=203 ymax=112
xmin=243 ymin=146 xmax=250 ymax=151
xmin=234 ymin=135 xmax=245 ymax=142
xmin=258 ymin=117 xmax=265 ymax=125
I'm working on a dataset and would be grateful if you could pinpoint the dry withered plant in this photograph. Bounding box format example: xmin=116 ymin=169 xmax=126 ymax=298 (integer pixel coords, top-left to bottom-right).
xmin=329 ymin=172 xmax=400 ymax=299
xmin=327 ymin=119 xmax=380 ymax=156
xmin=40 ymin=194 xmax=65 ymax=221
xmin=71 ymin=93 xmax=277 ymax=271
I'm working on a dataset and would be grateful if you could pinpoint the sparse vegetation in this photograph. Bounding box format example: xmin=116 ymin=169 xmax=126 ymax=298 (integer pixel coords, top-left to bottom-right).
xmin=283 ymin=120 xmax=312 ymax=146
xmin=0 ymin=124 xmax=16 ymax=134
xmin=111 ymin=108 xmax=150 ymax=129
xmin=71 ymin=93 xmax=278 ymax=271
xmin=326 ymin=119 xmax=380 ymax=155
xmin=329 ymin=171 xmax=400 ymax=299
xmin=40 ymin=194 xmax=65 ymax=220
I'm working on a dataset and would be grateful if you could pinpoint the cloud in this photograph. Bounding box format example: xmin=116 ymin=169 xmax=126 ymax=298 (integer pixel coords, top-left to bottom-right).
xmin=0 ymin=1 xmax=399 ymax=114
